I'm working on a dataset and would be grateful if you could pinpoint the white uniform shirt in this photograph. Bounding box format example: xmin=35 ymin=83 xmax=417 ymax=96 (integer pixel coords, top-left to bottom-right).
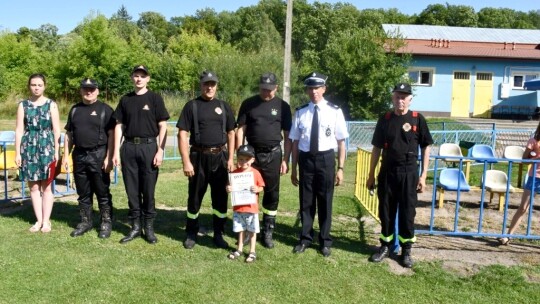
xmin=289 ymin=99 xmax=349 ymax=152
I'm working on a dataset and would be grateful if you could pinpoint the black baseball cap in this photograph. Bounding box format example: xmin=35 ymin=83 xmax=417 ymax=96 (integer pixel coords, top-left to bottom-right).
xmin=392 ymin=83 xmax=412 ymax=94
xmin=237 ymin=145 xmax=255 ymax=158
xmin=80 ymin=78 xmax=98 ymax=89
xmin=259 ymin=72 xmax=278 ymax=90
xmin=199 ymin=70 xmax=219 ymax=83
xmin=132 ymin=65 xmax=149 ymax=75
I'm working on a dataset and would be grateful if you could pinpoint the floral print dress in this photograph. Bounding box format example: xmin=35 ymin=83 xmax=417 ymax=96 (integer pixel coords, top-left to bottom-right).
xmin=20 ymin=99 xmax=55 ymax=181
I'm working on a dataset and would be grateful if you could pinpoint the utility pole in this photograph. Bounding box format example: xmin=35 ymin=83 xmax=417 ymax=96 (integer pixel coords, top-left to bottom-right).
xmin=283 ymin=0 xmax=293 ymax=104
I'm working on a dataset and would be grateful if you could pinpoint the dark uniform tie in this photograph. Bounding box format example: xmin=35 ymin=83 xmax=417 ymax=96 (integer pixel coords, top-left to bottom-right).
xmin=310 ymin=105 xmax=319 ymax=154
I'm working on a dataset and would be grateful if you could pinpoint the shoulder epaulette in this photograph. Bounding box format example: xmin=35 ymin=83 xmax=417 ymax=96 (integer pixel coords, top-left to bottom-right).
xmin=296 ymin=103 xmax=309 ymax=111
xmin=327 ymin=102 xmax=340 ymax=109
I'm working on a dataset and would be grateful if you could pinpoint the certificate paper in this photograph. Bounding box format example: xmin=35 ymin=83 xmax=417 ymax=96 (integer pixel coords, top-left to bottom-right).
xmin=229 ymin=172 xmax=255 ymax=206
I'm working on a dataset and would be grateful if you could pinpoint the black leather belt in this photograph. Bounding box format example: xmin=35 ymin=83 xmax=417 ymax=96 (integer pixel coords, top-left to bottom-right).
xmin=191 ymin=145 xmax=226 ymax=154
xmin=125 ymin=137 xmax=156 ymax=144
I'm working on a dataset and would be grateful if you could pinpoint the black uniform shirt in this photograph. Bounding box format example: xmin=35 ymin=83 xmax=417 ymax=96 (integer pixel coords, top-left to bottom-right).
xmin=372 ymin=111 xmax=433 ymax=167
xmin=237 ymin=95 xmax=292 ymax=148
xmin=176 ymin=97 xmax=236 ymax=147
xmin=113 ymin=90 xmax=170 ymax=138
xmin=64 ymin=100 xmax=115 ymax=149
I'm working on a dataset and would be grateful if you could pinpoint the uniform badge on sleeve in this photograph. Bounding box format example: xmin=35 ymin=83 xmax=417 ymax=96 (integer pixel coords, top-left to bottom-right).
xmin=215 ymin=107 xmax=222 ymax=115
xmin=402 ymin=123 xmax=411 ymax=132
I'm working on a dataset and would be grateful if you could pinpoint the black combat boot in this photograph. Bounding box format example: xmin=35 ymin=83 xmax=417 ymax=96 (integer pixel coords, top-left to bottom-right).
xmin=98 ymin=207 xmax=112 ymax=239
xmin=262 ymin=214 xmax=276 ymax=249
xmin=143 ymin=218 xmax=158 ymax=244
xmin=119 ymin=218 xmax=141 ymax=244
xmin=400 ymin=248 xmax=414 ymax=268
xmin=370 ymin=245 xmax=390 ymax=263
xmin=70 ymin=207 xmax=93 ymax=237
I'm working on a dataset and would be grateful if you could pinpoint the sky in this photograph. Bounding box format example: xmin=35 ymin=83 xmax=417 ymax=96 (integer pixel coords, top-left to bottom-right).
xmin=0 ymin=0 xmax=538 ymax=34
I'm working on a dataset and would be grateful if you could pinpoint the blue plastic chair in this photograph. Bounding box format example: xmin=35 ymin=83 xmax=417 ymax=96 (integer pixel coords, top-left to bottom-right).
xmin=0 ymin=131 xmax=15 ymax=152
xmin=0 ymin=131 xmax=15 ymax=143
xmin=437 ymin=168 xmax=471 ymax=209
xmin=471 ymin=144 xmax=497 ymax=164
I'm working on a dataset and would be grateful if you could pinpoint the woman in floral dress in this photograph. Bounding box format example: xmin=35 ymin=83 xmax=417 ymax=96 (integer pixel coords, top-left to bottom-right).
xmin=15 ymin=74 xmax=60 ymax=233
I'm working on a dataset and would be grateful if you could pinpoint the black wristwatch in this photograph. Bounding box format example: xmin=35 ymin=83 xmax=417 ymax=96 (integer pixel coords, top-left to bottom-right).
xmin=337 ymin=167 xmax=344 ymax=171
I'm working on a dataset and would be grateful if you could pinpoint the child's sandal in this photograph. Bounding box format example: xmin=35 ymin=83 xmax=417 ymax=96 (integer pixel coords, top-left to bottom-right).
xmin=245 ymin=252 xmax=256 ymax=263
xmin=228 ymin=250 xmax=242 ymax=260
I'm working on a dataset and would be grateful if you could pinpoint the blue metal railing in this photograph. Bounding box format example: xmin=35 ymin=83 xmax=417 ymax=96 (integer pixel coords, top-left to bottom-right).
xmin=419 ymin=155 xmax=540 ymax=240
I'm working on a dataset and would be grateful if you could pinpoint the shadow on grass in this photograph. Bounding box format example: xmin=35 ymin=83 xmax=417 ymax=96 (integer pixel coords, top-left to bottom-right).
xmin=268 ymin=196 xmax=374 ymax=256
xmin=1 ymin=197 xmax=372 ymax=255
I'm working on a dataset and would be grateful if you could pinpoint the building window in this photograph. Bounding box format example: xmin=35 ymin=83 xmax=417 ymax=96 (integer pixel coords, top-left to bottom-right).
xmin=512 ymin=73 xmax=539 ymax=89
xmin=476 ymin=73 xmax=492 ymax=81
xmin=454 ymin=72 xmax=470 ymax=80
xmin=408 ymin=68 xmax=434 ymax=86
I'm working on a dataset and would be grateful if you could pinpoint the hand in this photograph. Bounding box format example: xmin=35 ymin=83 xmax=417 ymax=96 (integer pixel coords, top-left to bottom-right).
xmin=62 ymin=157 xmax=69 ymax=171
xmin=366 ymin=176 xmax=375 ymax=190
xmin=227 ymin=159 xmax=235 ymax=173
xmin=280 ymin=160 xmax=288 ymax=175
xmin=15 ymin=153 xmax=21 ymax=167
xmin=112 ymin=153 xmax=120 ymax=167
xmin=183 ymin=162 xmax=195 ymax=178
xmin=153 ymin=149 xmax=164 ymax=167
xmin=417 ymin=176 xmax=427 ymax=193
xmin=291 ymin=170 xmax=299 ymax=187
xmin=335 ymin=169 xmax=344 ymax=186
xmin=226 ymin=185 xmax=232 ymax=193
xmin=102 ymin=157 xmax=113 ymax=173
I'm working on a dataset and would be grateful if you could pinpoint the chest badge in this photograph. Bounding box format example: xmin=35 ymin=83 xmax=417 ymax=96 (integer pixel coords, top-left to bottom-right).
xmin=143 ymin=104 xmax=150 ymax=110
xmin=402 ymin=123 xmax=411 ymax=132
xmin=271 ymin=108 xmax=278 ymax=116
xmin=325 ymin=127 xmax=331 ymax=137
xmin=215 ymin=107 xmax=222 ymax=115
xmin=90 ymin=111 xmax=97 ymax=116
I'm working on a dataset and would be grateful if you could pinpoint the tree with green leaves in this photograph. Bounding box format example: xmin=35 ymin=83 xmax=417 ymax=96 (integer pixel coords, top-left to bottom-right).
xmin=51 ymin=14 xmax=130 ymax=100
xmin=0 ymin=33 xmax=42 ymax=100
xmin=322 ymin=27 xmax=410 ymax=120
xmin=136 ymin=11 xmax=173 ymax=51
xmin=416 ymin=3 xmax=478 ymax=27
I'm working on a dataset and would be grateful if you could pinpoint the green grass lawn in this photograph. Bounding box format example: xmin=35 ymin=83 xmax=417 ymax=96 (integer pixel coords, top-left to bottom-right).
xmin=1 ymin=155 xmax=539 ymax=303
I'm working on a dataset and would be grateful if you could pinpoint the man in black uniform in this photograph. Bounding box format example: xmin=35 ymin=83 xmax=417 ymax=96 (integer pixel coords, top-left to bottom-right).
xmin=63 ymin=78 xmax=115 ymax=238
xmin=366 ymin=83 xmax=432 ymax=268
xmin=236 ymin=72 xmax=292 ymax=248
xmin=112 ymin=65 xmax=170 ymax=244
xmin=289 ymin=72 xmax=349 ymax=257
xmin=177 ymin=71 xmax=236 ymax=250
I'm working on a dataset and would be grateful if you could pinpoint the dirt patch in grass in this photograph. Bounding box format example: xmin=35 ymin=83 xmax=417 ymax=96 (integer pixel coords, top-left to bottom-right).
xmin=359 ymin=183 xmax=540 ymax=276
xmin=361 ymin=213 xmax=540 ymax=277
